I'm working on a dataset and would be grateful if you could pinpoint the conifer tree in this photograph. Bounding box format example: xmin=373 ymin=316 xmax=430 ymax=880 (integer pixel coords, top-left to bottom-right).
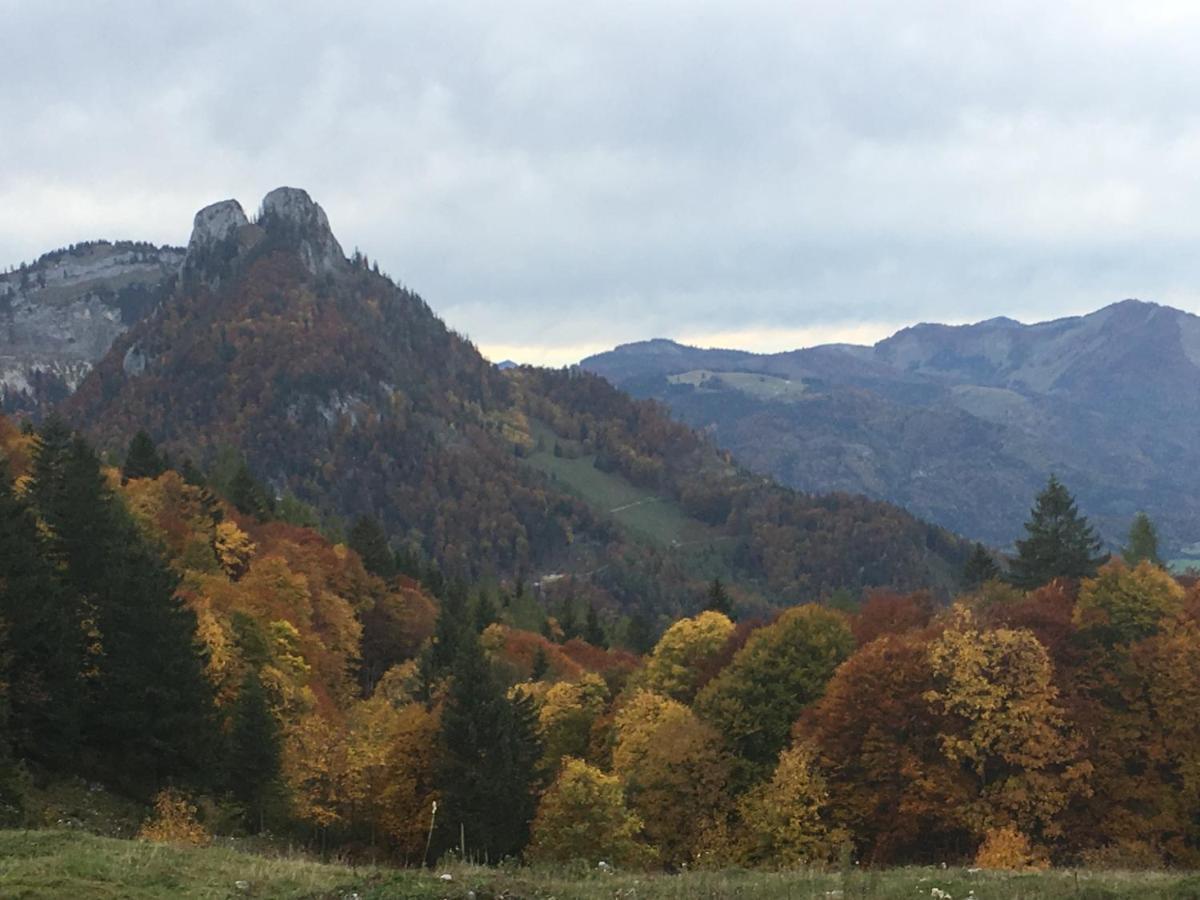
xmin=704 ymin=578 xmax=733 ymax=616
xmin=227 ymin=670 xmax=281 ymax=831
xmin=473 ymin=590 xmax=498 ymax=633
xmin=29 ymin=425 xmax=215 ymax=791
xmin=1008 ymin=475 xmax=1107 ymax=589
xmin=122 ymin=430 xmax=165 ymax=481
xmin=436 ymin=631 xmax=542 ymax=861
xmin=0 ymin=458 xmax=83 ymax=766
xmin=584 ymin=602 xmax=607 ymax=648
xmin=963 ymin=542 xmax=1001 ymax=589
xmin=1123 ymin=512 xmax=1163 ymax=567
xmin=348 ymin=515 xmax=395 ymax=579
xmin=228 ymin=462 xmax=274 ymax=520
xmin=430 ymin=580 xmax=470 ymax=677
xmin=529 ymin=646 xmax=550 ymax=682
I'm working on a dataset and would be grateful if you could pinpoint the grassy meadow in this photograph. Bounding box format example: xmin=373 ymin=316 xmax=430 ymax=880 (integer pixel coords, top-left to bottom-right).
xmin=3 ymin=830 xmax=1200 ymax=900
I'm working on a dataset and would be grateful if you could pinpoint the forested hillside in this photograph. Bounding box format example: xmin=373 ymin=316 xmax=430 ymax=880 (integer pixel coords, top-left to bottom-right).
xmin=60 ymin=188 xmax=969 ymax=620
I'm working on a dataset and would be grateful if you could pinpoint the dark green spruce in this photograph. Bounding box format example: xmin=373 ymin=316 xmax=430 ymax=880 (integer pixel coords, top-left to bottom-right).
xmin=1008 ymin=475 xmax=1107 ymax=589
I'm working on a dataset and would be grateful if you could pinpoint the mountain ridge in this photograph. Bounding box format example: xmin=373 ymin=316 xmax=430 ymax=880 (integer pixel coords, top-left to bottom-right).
xmin=583 ymin=299 xmax=1200 ymax=553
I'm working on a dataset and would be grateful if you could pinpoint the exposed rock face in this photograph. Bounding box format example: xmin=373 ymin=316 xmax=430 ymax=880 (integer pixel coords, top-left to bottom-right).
xmin=0 ymin=242 xmax=183 ymax=414
xmin=259 ymin=187 xmax=345 ymax=276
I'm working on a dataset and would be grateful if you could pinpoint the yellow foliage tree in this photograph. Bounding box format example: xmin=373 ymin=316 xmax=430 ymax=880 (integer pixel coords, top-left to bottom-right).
xmin=137 ymin=789 xmax=210 ymax=846
xmin=735 ymin=741 xmax=848 ymax=868
xmin=925 ymin=606 xmax=1090 ymax=843
xmin=974 ymin=824 xmax=1048 ymax=870
xmin=537 ymin=673 xmax=609 ymax=772
xmin=376 ymin=702 xmax=441 ymax=861
xmin=214 ymin=520 xmax=256 ymax=580
xmin=528 ymin=757 xmax=652 ymax=867
xmin=640 ymin=611 xmax=733 ymax=703
xmin=282 ymin=713 xmax=349 ymax=830
xmin=612 ymin=689 xmax=732 ymax=864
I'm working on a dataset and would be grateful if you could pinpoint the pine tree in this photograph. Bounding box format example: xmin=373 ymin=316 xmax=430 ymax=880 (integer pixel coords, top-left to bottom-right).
xmin=122 ymin=430 xmax=165 ymax=481
xmin=348 ymin=515 xmax=396 ymax=579
xmin=1123 ymin=512 xmax=1163 ymax=567
xmin=529 ymin=646 xmax=550 ymax=681
xmin=473 ymin=590 xmax=498 ymax=633
xmin=558 ymin=598 xmax=580 ymax=642
xmin=584 ymin=603 xmax=607 ymax=648
xmin=227 ymin=462 xmax=273 ymax=520
xmin=704 ymin=578 xmax=733 ymax=616
xmin=0 ymin=458 xmax=83 ymax=766
xmin=29 ymin=427 xmax=215 ymax=791
xmin=227 ymin=670 xmax=281 ymax=831
xmin=1008 ymin=475 xmax=1107 ymax=590
xmin=435 ymin=632 xmax=542 ymax=862
xmin=430 ymin=580 xmax=470 ymax=677
xmin=963 ymin=542 xmax=1001 ymax=589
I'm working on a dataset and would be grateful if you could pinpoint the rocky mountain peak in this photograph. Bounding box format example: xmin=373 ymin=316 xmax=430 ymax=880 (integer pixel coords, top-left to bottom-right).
xmin=187 ymin=199 xmax=249 ymax=251
xmin=258 ymin=186 xmax=345 ymax=276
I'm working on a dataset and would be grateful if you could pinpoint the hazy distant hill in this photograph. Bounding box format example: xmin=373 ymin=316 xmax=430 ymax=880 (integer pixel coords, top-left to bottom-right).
xmin=34 ymin=188 xmax=968 ymax=619
xmin=583 ymin=300 xmax=1200 ymax=554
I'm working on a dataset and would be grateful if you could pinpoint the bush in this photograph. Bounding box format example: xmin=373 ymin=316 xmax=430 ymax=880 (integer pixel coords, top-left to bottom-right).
xmin=973 ymin=825 xmax=1047 ymax=871
xmin=137 ymin=789 xmax=210 ymax=846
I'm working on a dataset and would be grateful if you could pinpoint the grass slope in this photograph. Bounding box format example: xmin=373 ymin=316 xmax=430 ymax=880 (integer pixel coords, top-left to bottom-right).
xmin=5 ymin=830 xmax=1200 ymax=899
xmin=524 ymin=420 xmax=715 ymax=547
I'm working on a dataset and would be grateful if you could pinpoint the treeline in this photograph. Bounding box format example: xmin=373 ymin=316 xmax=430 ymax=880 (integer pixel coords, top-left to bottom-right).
xmin=5 ymin=414 xmax=1197 ymax=869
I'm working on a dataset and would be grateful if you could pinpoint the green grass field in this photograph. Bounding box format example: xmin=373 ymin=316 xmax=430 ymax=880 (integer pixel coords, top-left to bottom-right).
xmin=4 ymin=830 xmax=1200 ymax=900
xmin=523 ymin=421 xmax=715 ymax=547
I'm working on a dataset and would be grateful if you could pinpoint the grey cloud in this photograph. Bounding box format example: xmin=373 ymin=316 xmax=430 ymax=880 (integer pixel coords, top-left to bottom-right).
xmin=5 ymin=1 xmax=1200 ymax=361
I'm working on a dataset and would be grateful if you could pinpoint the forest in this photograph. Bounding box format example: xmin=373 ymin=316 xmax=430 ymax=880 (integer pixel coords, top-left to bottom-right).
xmin=1 ymin=411 xmax=1197 ymax=875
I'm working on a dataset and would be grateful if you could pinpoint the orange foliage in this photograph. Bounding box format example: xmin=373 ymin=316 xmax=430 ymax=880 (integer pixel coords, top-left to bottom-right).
xmin=851 ymin=589 xmax=934 ymax=646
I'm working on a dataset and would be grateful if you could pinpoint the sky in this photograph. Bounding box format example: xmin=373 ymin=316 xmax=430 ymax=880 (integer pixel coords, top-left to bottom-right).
xmin=5 ymin=2 xmax=1200 ymax=365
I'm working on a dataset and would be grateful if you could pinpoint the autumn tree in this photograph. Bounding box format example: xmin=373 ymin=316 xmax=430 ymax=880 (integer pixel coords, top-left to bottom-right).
xmin=536 ymin=673 xmax=609 ymax=773
xmin=924 ymin=607 xmax=1090 ymax=848
xmin=1074 ymin=560 xmax=1184 ymax=645
xmin=734 ymin=741 xmax=849 ymax=868
xmin=612 ymin=689 xmax=732 ymax=864
xmin=640 ymin=610 xmax=734 ymax=703
xmin=376 ymin=702 xmax=441 ymax=861
xmin=796 ymin=631 xmax=960 ymax=865
xmin=1008 ymin=476 xmax=1106 ymax=589
xmin=695 ymin=604 xmax=854 ymax=784
xmin=528 ymin=758 xmax=651 ymax=867
xmin=1123 ymin=512 xmax=1163 ymax=568
xmin=435 ymin=631 xmax=542 ymax=862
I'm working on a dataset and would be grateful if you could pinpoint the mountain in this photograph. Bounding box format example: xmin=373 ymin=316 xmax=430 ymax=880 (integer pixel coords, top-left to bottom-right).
xmin=31 ymin=187 xmax=969 ymax=618
xmin=0 ymin=241 xmax=183 ymax=413
xmin=582 ymin=300 xmax=1200 ymax=554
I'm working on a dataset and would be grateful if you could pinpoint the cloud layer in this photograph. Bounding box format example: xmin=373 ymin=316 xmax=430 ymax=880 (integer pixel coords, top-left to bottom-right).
xmin=5 ymin=1 xmax=1200 ymax=362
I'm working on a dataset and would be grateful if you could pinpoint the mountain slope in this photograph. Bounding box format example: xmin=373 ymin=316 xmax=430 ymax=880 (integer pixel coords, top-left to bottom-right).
xmin=60 ymin=187 xmax=968 ymax=616
xmin=583 ymin=301 xmax=1200 ymax=552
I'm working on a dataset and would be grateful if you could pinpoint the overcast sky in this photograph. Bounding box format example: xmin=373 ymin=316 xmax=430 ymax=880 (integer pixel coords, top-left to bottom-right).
xmin=5 ymin=2 xmax=1200 ymax=364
